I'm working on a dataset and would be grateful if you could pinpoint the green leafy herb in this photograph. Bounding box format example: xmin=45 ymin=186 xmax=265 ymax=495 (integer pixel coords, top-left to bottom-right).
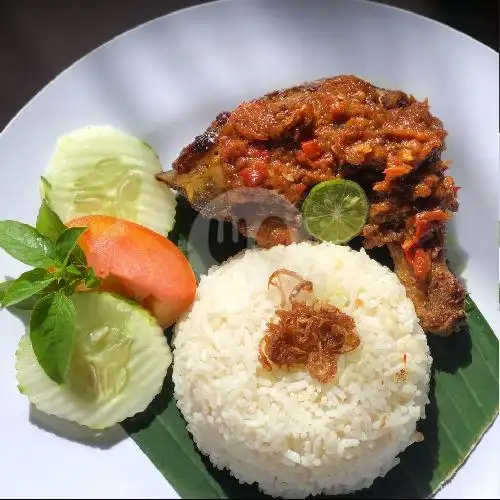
xmin=0 ymin=204 xmax=102 ymax=383
xmin=71 ymin=244 xmax=88 ymax=267
xmin=36 ymin=201 xmax=89 ymax=268
xmin=56 ymin=227 xmax=87 ymax=264
xmin=84 ymin=267 xmax=101 ymax=289
xmin=65 ymin=264 xmax=82 ymax=277
xmin=0 ymin=220 xmax=59 ymax=268
xmin=39 ymin=176 xmax=52 ymax=198
xmin=61 ymin=277 xmax=82 ymax=297
xmin=30 ymin=291 xmax=76 ymax=384
xmin=2 ymin=279 xmax=45 ymax=311
xmin=36 ymin=200 xmax=66 ymax=243
xmin=0 ymin=279 xmax=13 ymax=303
xmin=1 ymin=268 xmax=57 ymax=308
xmin=10 ymin=294 xmax=44 ymax=311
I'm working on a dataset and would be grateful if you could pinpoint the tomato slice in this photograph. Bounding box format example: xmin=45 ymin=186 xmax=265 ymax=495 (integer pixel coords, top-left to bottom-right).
xmin=67 ymin=215 xmax=196 ymax=328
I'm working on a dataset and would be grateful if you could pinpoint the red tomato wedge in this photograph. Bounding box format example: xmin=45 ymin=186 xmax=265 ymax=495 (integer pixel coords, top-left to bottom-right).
xmin=67 ymin=215 xmax=196 ymax=328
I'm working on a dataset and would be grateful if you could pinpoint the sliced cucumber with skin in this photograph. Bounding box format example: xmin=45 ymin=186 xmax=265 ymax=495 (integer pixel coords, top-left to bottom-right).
xmin=41 ymin=125 xmax=177 ymax=236
xmin=16 ymin=291 xmax=172 ymax=429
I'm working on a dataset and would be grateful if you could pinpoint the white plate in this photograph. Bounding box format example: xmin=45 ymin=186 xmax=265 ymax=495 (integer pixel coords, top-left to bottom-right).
xmin=0 ymin=0 xmax=498 ymax=498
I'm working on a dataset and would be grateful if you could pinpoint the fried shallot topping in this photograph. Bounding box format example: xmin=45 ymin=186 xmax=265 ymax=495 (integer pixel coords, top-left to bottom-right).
xmin=258 ymin=269 xmax=361 ymax=383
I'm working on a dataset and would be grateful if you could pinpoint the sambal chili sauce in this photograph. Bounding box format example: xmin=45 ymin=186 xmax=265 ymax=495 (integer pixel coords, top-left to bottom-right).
xmin=209 ymin=76 xmax=459 ymax=261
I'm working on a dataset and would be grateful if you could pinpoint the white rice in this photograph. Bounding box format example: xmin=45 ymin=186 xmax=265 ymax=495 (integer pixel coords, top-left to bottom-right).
xmin=173 ymin=242 xmax=431 ymax=498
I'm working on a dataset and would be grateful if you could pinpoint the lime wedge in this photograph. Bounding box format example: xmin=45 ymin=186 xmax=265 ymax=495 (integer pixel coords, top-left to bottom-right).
xmin=16 ymin=291 xmax=172 ymax=429
xmin=301 ymin=179 xmax=369 ymax=244
xmin=41 ymin=126 xmax=177 ymax=236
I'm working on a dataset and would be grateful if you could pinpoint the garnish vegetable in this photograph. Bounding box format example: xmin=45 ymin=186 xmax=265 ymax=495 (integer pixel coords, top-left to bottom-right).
xmin=1 ymin=204 xmax=180 ymax=429
xmin=67 ymin=215 xmax=197 ymax=328
xmin=301 ymin=179 xmax=369 ymax=245
xmin=0 ymin=201 xmax=101 ymax=384
xmin=16 ymin=291 xmax=172 ymax=429
xmin=41 ymin=125 xmax=177 ymax=237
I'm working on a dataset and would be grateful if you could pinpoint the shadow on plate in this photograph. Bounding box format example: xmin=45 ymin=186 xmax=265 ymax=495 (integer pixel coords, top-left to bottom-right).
xmin=29 ymin=405 xmax=126 ymax=449
xmin=27 ymin=350 xmax=177 ymax=449
xmin=6 ymin=306 xmax=30 ymax=328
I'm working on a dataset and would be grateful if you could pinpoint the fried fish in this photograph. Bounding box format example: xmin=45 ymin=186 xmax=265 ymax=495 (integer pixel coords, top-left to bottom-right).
xmin=158 ymin=75 xmax=466 ymax=335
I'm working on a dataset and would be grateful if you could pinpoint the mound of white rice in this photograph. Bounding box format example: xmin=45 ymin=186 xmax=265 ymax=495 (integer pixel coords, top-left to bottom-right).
xmin=173 ymin=242 xmax=431 ymax=498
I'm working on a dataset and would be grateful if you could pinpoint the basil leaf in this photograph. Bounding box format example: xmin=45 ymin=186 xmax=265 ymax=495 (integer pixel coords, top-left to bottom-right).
xmin=71 ymin=245 xmax=88 ymax=267
xmin=30 ymin=291 xmax=76 ymax=384
xmin=2 ymin=268 xmax=57 ymax=308
xmin=0 ymin=280 xmax=49 ymax=311
xmin=85 ymin=267 xmax=101 ymax=289
xmin=0 ymin=279 xmax=14 ymax=302
xmin=36 ymin=201 xmax=66 ymax=243
xmin=0 ymin=221 xmax=59 ymax=268
xmin=61 ymin=276 xmax=82 ymax=297
xmin=40 ymin=176 xmax=52 ymax=197
xmin=65 ymin=264 xmax=83 ymax=277
xmin=11 ymin=294 xmax=43 ymax=311
xmin=55 ymin=227 xmax=87 ymax=264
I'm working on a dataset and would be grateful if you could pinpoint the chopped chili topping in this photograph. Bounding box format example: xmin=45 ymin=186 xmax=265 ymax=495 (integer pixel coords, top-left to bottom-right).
xmin=258 ymin=269 xmax=361 ymax=383
xmin=412 ymin=248 xmax=432 ymax=280
xmin=247 ymin=145 xmax=271 ymax=160
xmin=301 ymin=139 xmax=323 ymax=160
xmin=239 ymin=161 xmax=268 ymax=187
xmin=402 ymin=209 xmax=451 ymax=280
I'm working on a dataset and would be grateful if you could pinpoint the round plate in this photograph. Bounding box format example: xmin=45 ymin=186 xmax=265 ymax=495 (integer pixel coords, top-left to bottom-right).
xmin=0 ymin=0 xmax=498 ymax=498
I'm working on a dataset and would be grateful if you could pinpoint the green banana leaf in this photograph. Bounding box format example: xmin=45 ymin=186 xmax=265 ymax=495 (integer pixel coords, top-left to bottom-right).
xmin=123 ymin=199 xmax=499 ymax=499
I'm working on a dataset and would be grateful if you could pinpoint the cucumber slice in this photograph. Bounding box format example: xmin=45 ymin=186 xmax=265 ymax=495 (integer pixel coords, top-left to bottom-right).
xmin=16 ymin=291 xmax=172 ymax=429
xmin=41 ymin=125 xmax=176 ymax=236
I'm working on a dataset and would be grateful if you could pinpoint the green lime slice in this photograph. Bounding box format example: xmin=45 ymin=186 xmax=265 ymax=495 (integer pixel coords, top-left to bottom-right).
xmin=301 ymin=179 xmax=369 ymax=244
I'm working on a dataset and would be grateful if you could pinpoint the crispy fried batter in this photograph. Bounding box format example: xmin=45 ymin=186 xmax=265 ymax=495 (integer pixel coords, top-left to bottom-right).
xmin=388 ymin=242 xmax=466 ymax=335
xmin=158 ymin=75 xmax=466 ymax=335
